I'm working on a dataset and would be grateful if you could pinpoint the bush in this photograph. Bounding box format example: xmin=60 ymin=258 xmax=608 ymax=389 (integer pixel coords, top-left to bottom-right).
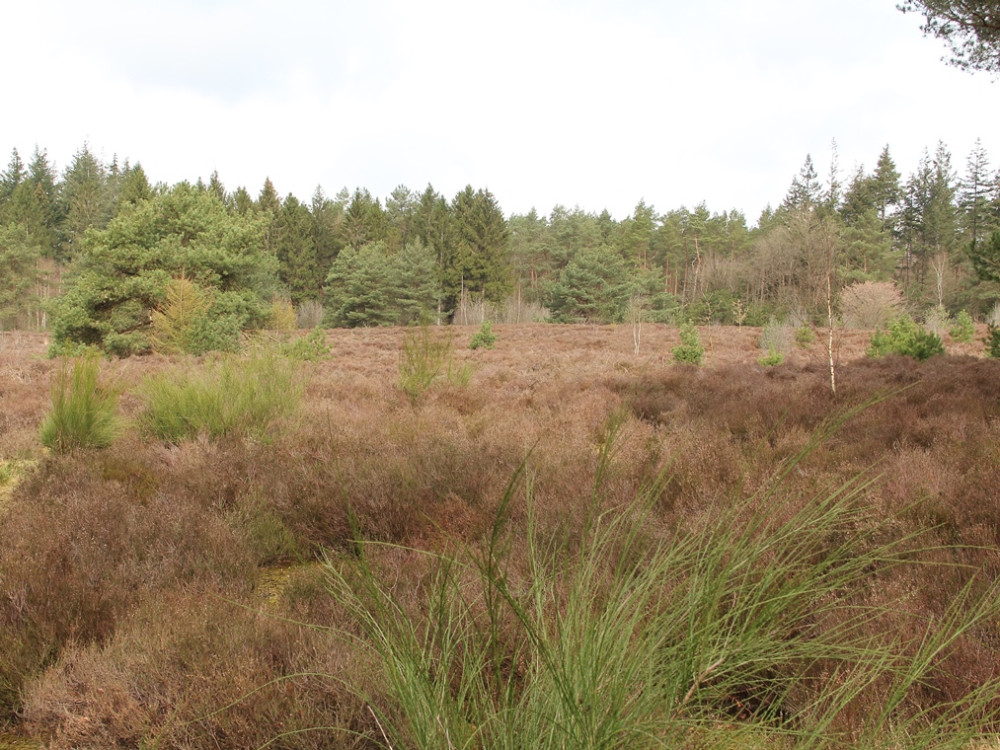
xmin=399 ymin=326 xmax=459 ymax=402
xmin=867 ymin=317 xmax=944 ymax=361
xmin=758 ymin=317 xmax=791 ymax=355
xmin=949 ymin=310 xmax=975 ymax=343
xmin=469 ymin=321 xmax=497 ymax=350
xmin=139 ymin=347 xmax=302 ymax=442
xmin=758 ymin=347 xmax=784 ymax=367
xmin=839 ymin=281 xmax=905 ymax=329
xmin=672 ymin=322 xmax=704 ymax=365
xmin=986 ymin=324 xmax=1000 ymax=358
xmin=281 ymin=327 xmax=331 ymax=362
xmin=39 ymin=353 xmax=121 ymax=453
xmin=795 ymin=324 xmax=816 ymax=348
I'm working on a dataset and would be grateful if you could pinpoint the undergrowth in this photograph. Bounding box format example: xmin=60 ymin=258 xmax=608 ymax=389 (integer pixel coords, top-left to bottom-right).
xmin=139 ymin=346 xmax=302 ymax=442
xmin=293 ymin=415 xmax=1000 ymax=749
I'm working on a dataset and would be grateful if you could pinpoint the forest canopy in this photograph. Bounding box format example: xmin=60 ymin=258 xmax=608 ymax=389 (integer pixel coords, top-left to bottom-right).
xmin=2 ymin=138 xmax=999 ymax=354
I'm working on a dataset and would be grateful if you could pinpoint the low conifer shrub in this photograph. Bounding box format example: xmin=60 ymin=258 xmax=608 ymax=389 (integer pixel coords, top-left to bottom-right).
xmin=868 ymin=317 xmax=944 ymax=361
xmin=672 ymin=322 xmax=704 ymax=365
xmin=469 ymin=320 xmax=497 ymax=350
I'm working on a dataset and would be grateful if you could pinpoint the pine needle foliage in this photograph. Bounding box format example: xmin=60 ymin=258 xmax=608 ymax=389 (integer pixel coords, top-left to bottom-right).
xmin=150 ymin=276 xmax=212 ymax=354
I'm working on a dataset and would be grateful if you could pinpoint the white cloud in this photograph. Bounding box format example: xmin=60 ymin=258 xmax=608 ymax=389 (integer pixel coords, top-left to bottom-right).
xmin=2 ymin=0 xmax=998 ymax=223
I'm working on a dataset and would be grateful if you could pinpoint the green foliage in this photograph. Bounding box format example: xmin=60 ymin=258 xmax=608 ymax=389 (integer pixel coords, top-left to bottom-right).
xmin=0 ymin=223 xmax=41 ymax=328
xmin=949 ymin=309 xmax=975 ymax=343
xmin=469 ymin=320 xmax=496 ymax=350
xmin=280 ymin=327 xmax=331 ymax=362
xmin=39 ymin=353 xmax=120 ymax=453
xmin=139 ymin=347 xmax=301 ymax=443
xmin=323 ymin=241 xmax=439 ymax=327
xmin=968 ymin=230 xmax=1000 ymax=283
xmin=758 ymin=347 xmax=784 ymax=367
xmin=149 ymin=276 xmax=241 ymax=355
xmin=867 ymin=317 xmax=945 ymax=360
xmin=49 ymin=182 xmax=278 ymax=356
xmin=545 ymin=245 xmax=633 ymax=323
xmin=899 ymin=0 xmax=1000 ymax=74
xmin=398 ymin=326 xmax=464 ymax=402
xmin=795 ymin=323 xmax=816 ymax=347
xmin=445 ymin=185 xmax=512 ymax=308
xmin=985 ymin=324 xmax=1000 ymax=358
xmin=672 ymin=322 xmax=704 ymax=365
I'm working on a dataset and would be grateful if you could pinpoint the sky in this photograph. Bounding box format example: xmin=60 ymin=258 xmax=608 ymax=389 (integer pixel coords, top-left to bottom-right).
xmin=4 ymin=0 xmax=999 ymax=225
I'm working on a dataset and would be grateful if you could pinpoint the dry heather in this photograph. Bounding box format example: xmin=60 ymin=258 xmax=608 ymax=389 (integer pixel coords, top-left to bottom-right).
xmin=0 ymin=324 xmax=998 ymax=748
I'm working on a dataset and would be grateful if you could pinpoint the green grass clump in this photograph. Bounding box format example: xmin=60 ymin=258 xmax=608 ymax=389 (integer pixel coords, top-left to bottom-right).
xmin=139 ymin=347 xmax=301 ymax=443
xmin=39 ymin=353 xmax=121 ymax=453
xmin=672 ymin=322 xmax=704 ymax=365
xmin=868 ymin=316 xmax=944 ymax=361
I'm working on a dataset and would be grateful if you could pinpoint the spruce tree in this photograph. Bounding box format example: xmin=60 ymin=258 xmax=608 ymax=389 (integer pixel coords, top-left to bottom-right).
xmin=273 ymin=194 xmax=321 ymax=304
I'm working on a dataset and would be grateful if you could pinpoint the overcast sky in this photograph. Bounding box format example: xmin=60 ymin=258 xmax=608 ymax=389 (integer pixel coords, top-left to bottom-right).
xmin=4 ymin=0 xmax=999 ymax=224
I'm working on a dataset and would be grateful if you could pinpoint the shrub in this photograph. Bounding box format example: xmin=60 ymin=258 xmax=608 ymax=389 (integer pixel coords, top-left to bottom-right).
xmin=758 ymin=347 xmax=784 ymax=367
xmin=758 ymin=317 xmax=791 ymax=355
xmin=868 ymin=317 xmax=944 ymax=361
xmin=398 ymin=326 xmax=459 ymax=402
xmin=949 ymin=310 xmax=975 ymax=343
xmin=295 ymin=299 xmax=324 ymax=329
xmin=268 ymin=296 xmax=298 ymax=332
xmin=986 ymin=324 xmax=1000 ymax=358
xmin=139 ymin=347 xmax=301 ymax=442
xmin=795 ymin=324 xmax=816 ymax=348
xmin=48 ymin=184 xmax=278 ymax=356
xmin=672 ymin=322 xmax=704 ymax=365
xmin=987 ymin=301 xmax=1000 ymax=327
xmin=281 ymin=327 xmax=331 ymax=362
xmin=469 ymin=321 xmax=497 ymax=350
xmin=39 ymin=353 xmax=121 ymax=453
xmin=839 ymin=281 xmax=905 ymax=329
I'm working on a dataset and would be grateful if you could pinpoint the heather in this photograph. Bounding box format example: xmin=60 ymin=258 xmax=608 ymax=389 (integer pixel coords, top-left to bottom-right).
xmin=0 ymin=325 xmax=999 ymax=748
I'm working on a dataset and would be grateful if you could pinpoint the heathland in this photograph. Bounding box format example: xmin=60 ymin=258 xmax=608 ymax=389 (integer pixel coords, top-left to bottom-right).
xmin=1 ymin=323 xmax=999 ymax=749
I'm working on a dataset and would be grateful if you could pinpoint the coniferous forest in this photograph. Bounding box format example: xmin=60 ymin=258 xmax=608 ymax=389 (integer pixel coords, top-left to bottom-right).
xmin=2 ymin=139 xmax=999 ymax=350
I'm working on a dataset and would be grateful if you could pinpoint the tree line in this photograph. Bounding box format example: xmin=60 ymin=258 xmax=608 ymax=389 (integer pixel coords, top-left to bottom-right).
xmin=1 ymin=139 xmax=998 ymax=353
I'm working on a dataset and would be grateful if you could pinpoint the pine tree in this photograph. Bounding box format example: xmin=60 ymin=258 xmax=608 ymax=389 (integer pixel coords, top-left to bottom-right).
xmin=343 ymin=188 xmax=387 ymax=250
xmin=385 ymin=184 xmax=416 ymax=253
xmin=60 ymin=143 xmax=111 ymax=262
xmin=782 ymin=155 xmax=822 ymax=212
xmin=116 ymin=163 xmax=153 ymax=210
xmin=959 ymin=138 xmax=995 ymax=250
xmin=871 ymin=145 xmax=902 ymax=233
xmin=0 ymin=148 xmax=25 ymax=207
xmin=273 ymin=194 xmax=320 ymax=304
xmin=448 ymin=186 xmax=512 ymax=308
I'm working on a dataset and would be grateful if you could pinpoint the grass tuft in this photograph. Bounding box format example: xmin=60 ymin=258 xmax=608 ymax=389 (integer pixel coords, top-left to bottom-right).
xmin=39 ymin=353 xmax=121 ymax=453
xmin=139 ymin=346 xmax=302 ymax=443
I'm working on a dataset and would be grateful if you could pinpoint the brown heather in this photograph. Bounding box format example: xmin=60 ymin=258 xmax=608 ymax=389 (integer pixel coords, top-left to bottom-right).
xmin=0 ymin=325 xmax=998 ymax=747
